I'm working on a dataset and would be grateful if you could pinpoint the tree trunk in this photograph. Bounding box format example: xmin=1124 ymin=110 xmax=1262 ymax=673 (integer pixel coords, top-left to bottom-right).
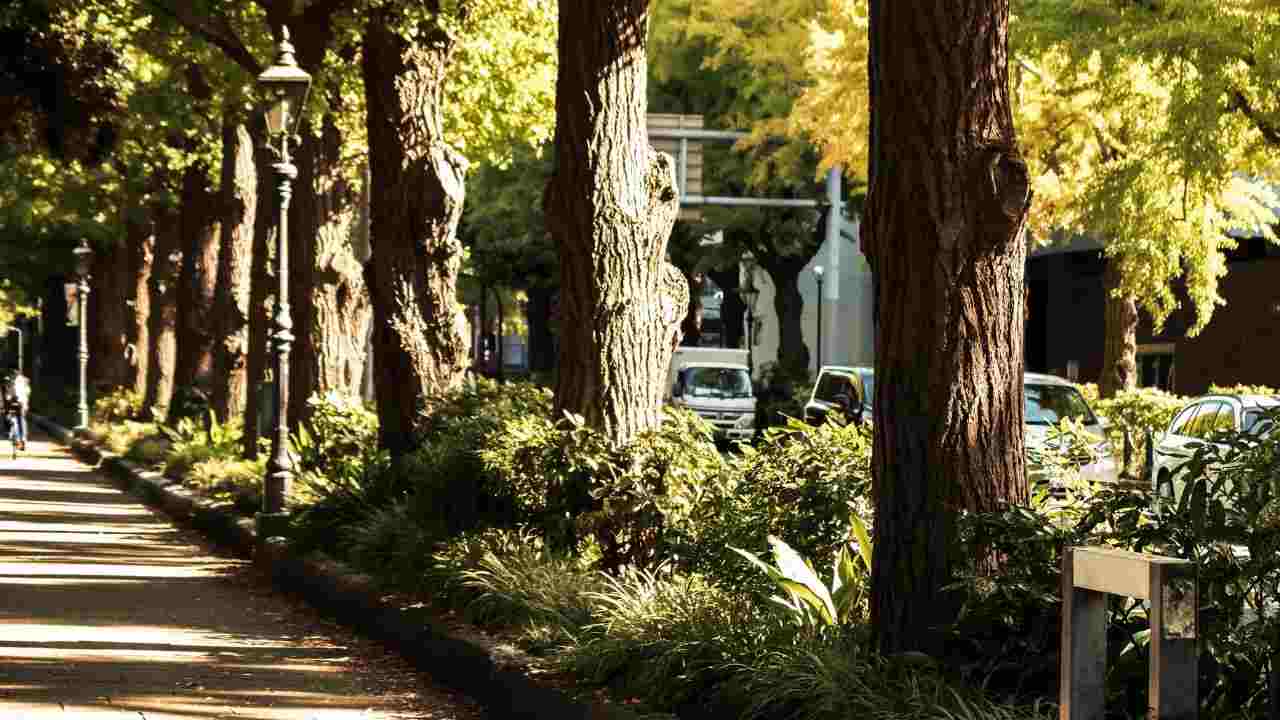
xmin=679 ymin=270 xmax=705 ymax=346
xmin=210 ymin=118 xmax=258 ymax=423
xmin=144 ymin=209 xmax=182 ymax=418
xmin=864 ymin=0 xmax=1032 ymax=657
xmin=88 ymin=235 xmax=132 ymax=392
xmin=495 ymin=288 xmax=506 ymax=380
xmin=173 ymin=162 xmax=221 ymax=410
xmin=362 ymin=9 xmax=471 ymax=456
xmin=126 ymin=213 xmax=154 ymax=399
xmin=707 ymin=266 xmax=744 ymax=349
xmin=307 ymin=118 xmax=371 ymax=402
xmin=527 ymin=286 xmax=556 ymax=376
xmin=762 ymin=259 xmax=811 ymax=378
xmin=544 ymin=0 xmax=685 ymax=445
xmin=242 ymin=137 xmax=277 ymax=459
xmin=1099 ymin=260 xmax=1138 ymax=399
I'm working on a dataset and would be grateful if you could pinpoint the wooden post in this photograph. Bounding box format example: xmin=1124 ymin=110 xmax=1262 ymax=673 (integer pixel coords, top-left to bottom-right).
xmin=1061 ymin=547 xmax=1198 ymax=720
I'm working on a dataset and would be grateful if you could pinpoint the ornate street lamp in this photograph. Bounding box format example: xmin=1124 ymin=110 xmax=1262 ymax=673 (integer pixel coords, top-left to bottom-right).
xmin=813 ymin=265 xmax=825 ymax=373
xmin=256 ymin=27 xmax=311 ymax=542
xmin=740 ymin=273 xmax=759 ymax=379
xmin=72 ymin=238 xmax=93 ymax=432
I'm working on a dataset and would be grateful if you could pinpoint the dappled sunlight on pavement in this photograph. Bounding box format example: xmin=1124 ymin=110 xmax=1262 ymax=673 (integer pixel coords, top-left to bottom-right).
xmin=0 ymin=433 xmax=484 ymax=719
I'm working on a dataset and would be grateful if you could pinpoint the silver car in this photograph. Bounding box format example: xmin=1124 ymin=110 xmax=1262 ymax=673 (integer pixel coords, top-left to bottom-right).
xmin=1151 ymin=393 xmax=1280 ymax=500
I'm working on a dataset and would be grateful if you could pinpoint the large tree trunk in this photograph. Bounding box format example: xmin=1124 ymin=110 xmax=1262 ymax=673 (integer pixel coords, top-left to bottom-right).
xmin=362 ymin=9 xmax=471 ymax=456
xmin=241 ymin=138 xmax=277 ymax=459
xmin=144 ymin=209 xmax=182 ymax=418
xmin=526 ymin=286 xmax=556 ymax=376
xmin=88 ymin=234 xmax=132 ymax=392
xmin=864 ymin=0 xmax=1032 ymax=657
xmin=544 ymin=0 xmax=685 ymax=445
xmin=126 ymin=213 xmax=154 ymax=398
xmin=1099 ymin=260 xmax=1138 ymax=399
xmin=305 ymin=117 xmax=370 ymax=405
xmin=173 ymin=162 xmax=221 ymax=411
xmin=763 ymin=260 xmax=810 ymax=377
xmin=211 ymin=118 xmax=258 ymax=423
xmin=679 ymin=270 xmax=705 ymax=346
xmin=707 ymin=266 xmax=744 ymax=349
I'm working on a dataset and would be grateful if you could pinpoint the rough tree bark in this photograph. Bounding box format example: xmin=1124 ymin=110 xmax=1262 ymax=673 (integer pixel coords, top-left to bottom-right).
xmin=1099 ymin=260 xmax=1138 ymax=399
xmin=211 ymin=117 xmax=258 ymax=423
xmin=863 ymin=0 xmax=1032 ymax=656
xmin=87 ymin=235 xmax=132 ymax=392
xmin=143 ymin=209 xmax=183 ymax=418
xmin=173 ymin=161 xmax=221 ymax=404
xmin=544 ymin=0 xmax=686 ymax=445
xmin=126 ymin=213 xmax=154 ymax=398
xmin=362 ymin=7 xmax=471 ymax=456
xmin=526 ymin=286 xmax=556 ymax=376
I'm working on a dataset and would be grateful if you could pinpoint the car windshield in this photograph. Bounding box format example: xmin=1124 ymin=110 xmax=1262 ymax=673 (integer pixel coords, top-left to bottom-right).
xmin=684 ymin=367 xmax=753 ymax=399
xmin=1025 ymin=384 xmax=1097 ymax=426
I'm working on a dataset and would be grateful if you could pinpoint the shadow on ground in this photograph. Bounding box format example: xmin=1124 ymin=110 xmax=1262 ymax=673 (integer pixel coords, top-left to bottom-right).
xmin=0 ymin=433 xmax=462 ymax=719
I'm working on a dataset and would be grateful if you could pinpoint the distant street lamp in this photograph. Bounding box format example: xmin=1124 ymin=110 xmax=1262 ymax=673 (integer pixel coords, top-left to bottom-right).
xmin=740 ymin=274 xmax=759 ymax=379
xmin=813 ymin=265 xmax=825 ymax=373
xmin=256 ymin=27 xmax=311 ymax=543
xmin=7 ymin=325 xmax=22 ymax=375
xmin=73 ymin=238 xmax=93 ymax=432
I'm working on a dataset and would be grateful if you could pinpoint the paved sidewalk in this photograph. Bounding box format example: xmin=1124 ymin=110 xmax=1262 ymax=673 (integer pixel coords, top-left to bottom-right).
xmin=0 ymin=431 xmax=485 ymax=720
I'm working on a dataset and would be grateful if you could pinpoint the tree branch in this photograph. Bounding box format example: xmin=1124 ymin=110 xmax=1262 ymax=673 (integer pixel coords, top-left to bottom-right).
xmin=146 ymin=0 xmax=262 ymax=75
xmin=1228 ymin=89 xmax=1280 ymax=148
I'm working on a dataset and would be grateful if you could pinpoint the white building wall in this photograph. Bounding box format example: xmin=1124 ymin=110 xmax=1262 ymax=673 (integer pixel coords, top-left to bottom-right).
xmin=746 ymin=216 xmax=875 ymax=379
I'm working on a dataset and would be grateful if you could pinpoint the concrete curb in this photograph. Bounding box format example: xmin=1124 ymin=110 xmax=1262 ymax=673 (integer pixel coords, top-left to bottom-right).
xmin=29 ymin=413 xmax=643 ymax=720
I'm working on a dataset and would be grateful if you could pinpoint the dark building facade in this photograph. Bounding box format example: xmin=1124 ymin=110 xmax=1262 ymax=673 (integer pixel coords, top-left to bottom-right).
xmin=1026 ymin=237 xmax=1280 ymax=396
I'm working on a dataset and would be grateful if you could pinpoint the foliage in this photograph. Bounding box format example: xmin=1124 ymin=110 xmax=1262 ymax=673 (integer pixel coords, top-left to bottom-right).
xmin=753 ymin=360 xmax=814 ymax=431
xmin=92 ymin=386 xmax=144 ymax=424
xmin=481 ymin=406 xmax=729 ymax=571
xmin=1209 ymin=384 xmax=1280 ymax=397
xmin=730 ymin=513 xmax=872 ymax=630
xmin=159 ymin=412 xmax=242 ymax=482
xmin=680 ymin=416 xmax=872 ymax=594
xmin=1079 ymin=382 xmax=1187 ymax=475
xmin=290 ymin=392 xmax=379 ymax=474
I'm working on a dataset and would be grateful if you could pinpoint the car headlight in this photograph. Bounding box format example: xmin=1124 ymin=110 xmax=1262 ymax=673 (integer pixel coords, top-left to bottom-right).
xmin=735 ymin=413 xmax=753 ymax=429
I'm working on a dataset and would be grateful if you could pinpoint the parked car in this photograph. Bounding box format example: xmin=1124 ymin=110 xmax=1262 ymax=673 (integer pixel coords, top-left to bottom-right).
xmin=803 ymin=366 xmax=874 ymax=426
xmin=804 ymin=368 xmax=1116 ymax=490
xmin=1151 ymin=393 xmax=1280 ymax=500
xmin=1023 ymin=372 xmax=1118 ymax=491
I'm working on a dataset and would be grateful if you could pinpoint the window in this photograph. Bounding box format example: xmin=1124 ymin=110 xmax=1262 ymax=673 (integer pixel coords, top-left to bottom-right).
xmin=815 ymin=372 xmax=858 ymax=404
xmin=1138 ymin=343 xmax=1176 ymax=392
xmin=1025 ymin=384 xmax=1098 ymax=426
xmin=1167 ymin=405 xmax=1199 ymax=436
xmin=1185 ymin=402 xmax=1226 ymax=439
xmin=858 ymin=371 xmax=875 ymax=408
xmin=684 ymin=367 xmax=753 ymax=399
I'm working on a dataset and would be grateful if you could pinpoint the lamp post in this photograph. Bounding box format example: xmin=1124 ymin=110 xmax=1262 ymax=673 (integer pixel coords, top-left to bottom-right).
xmin=740 ymin=276 xmax=759 ymax=379
xmin=7 ymin=326 xmax=22 ymax=375
xmin=73 ymin=238 xmax=93 ymax=432
xmin=813 ymin=265 xmax=825 ymax=373
xmin=256 ymin=27 xmax=311 ymax=542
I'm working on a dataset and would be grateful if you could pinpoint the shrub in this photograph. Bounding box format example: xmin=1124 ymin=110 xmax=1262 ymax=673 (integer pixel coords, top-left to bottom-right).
xmin=1087 ymin=385 xmax=1187 ymax=476
xmin=679 ymin=417 xmax=873 ymax=594
xmin=93 ymin=387 xmax=144 ymax=423
xmin=160 ymin=413 xmax=243 ymax=482
xmin=291 ymin=392 xmax=378 ymax=474
xmin=124 ymin=434 xmax=171 ymax=467
xmin=1209 ymin=383 xmax=1280 ymax=397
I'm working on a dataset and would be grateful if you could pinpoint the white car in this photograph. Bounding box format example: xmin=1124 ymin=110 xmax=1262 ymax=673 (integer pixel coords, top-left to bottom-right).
xmin=1151 ymin=394 xmax=1280 ymax=501
xmin=1023 ymin=372 xmax=1119 ymax=491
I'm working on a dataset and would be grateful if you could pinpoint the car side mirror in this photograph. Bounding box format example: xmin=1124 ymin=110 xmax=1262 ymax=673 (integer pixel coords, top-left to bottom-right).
xmin=672 ymin=383 xmax=682 ymax=399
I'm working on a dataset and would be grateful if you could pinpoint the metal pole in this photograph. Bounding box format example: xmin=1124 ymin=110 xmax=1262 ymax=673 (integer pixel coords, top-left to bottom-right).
xmin=816 ymin=277 xmax=824 ymax=372
xmin=746 ymin=306 xmax=754 ymax=377
xmin=259 ymin=136 xmax=297 ymax=542
xmin=77 ymin=276 xmax=90 ymax=431
xmin=12 ymin=327 xmax=22 ymax=376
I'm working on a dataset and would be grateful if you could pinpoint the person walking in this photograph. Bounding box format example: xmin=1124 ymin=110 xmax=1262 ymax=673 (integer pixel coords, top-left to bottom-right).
xmin=7 ymin=371 xmax=30 ymax=451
